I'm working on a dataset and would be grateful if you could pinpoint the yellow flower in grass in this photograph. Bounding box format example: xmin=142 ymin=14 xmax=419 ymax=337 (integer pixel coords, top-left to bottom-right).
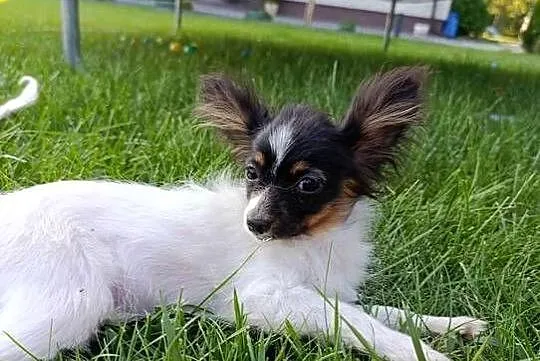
xmin=169 ymin=41 xmax=181 ymax=52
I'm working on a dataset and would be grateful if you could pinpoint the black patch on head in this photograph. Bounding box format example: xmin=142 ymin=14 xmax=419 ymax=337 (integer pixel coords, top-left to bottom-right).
xmin=244 ymin=105 xmax=356 ymax=238
xmin=196 ymin=67 xmax=428 ymax=239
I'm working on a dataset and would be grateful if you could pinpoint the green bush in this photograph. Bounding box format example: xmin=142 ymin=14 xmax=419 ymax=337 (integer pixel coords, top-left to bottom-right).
xmin=182 ymin=0 xmax=193 ymax=11
xmin=244 ymin=10 xmax=273 ymax=22
xmin=451 ymin=0 xmax=492 ymax=37
xmin=522 ymin=2 xmax=540 ymax=53
xmin=338 ymin=21 xmax=356 ymax=33
xmin=533 ymin=38 xmax=540 ymax=52
xmin=156 ymin=0 xmax=192 ymax=10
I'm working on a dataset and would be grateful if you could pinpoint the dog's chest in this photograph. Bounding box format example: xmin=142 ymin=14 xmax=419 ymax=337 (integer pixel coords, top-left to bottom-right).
xmin=245 ymin=231 xmax=372 ymax=303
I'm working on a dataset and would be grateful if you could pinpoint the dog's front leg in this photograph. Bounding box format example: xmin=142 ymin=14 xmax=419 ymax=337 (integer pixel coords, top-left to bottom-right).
xmin=369 ymin=305 xmax=487 ymax=340
xmin=236 ymin=283 xmax=450 ymax=361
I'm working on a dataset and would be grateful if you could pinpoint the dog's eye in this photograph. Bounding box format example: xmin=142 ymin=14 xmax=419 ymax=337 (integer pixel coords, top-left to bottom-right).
xmin=297 ymin=176 xmax=323 ymax=194
xmin=245 ymin=165 xmax=258 ymax=181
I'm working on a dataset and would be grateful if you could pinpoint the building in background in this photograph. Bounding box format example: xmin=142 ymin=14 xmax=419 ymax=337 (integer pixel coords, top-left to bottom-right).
xmin=193 ymin=0 xmax=452 ymax=36
xmin=277 ymin=0 xmax=451 ymax=35
xmin=112 ymin=0 xmax=453 ymax=37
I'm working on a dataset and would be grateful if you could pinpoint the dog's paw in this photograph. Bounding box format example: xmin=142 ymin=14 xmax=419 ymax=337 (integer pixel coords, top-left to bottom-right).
xmin=451 ymin=317 xmax=488 ymax=340
xmin=427 ymin=316 xmax=488 ymax=339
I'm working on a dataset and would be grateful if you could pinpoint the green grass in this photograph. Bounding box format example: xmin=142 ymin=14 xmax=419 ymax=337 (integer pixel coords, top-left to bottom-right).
xmin=0 ymin=0 xmax=539 ymax=360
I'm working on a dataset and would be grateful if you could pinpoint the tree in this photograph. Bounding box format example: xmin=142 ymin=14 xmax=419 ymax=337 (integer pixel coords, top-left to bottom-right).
xmin=451 ymin=0 xmax=492 ymax=37
xmin=522 ymin=1 xmax=539 ymax=52
xmin=488 ymin=0 xmax=535 ymax=36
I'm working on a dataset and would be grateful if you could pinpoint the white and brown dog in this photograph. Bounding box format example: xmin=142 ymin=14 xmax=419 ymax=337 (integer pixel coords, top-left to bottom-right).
xmin=0 ymin=67 xmax=486 ymax=361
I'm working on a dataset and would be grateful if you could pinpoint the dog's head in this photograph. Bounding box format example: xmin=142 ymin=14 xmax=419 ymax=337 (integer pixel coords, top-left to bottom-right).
xmin=196 ymin=66 xmax=428 ymax=241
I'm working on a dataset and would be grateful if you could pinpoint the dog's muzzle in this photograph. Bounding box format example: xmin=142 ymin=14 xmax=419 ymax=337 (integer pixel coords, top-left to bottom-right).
xmin=246 ymin=216 xmax=272 ymax=236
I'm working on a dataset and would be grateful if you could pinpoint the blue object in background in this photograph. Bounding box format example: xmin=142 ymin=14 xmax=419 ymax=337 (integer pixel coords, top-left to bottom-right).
xmin=442 ymin=11 xmax=459 ymax=38
xmin=393 ymin=13 xmax=404 ymax=37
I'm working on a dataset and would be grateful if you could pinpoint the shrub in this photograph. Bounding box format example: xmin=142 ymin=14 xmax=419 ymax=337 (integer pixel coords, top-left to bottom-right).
xmin=522 ymin=2 xmax=540 ymax=52
xmin=156 ymin=0 xmax=192 ymax=10
xmin=451 ymin=0 xmax=492 ymax=37
xmin=182 ymin=0 xmax=193 ymax=11
xmin=245 ymin=10 xmax=272 ymax=22
xmin=533 ymin=38 xmax=540 ymax=52
xmin=488 ymin=0 xmax=532 ymax=37
xmin=338 ymin=21 xmax=356 ymax=33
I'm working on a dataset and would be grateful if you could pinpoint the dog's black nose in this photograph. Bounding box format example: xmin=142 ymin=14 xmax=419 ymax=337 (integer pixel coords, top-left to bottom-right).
xmin=247 ymin=217 xmax=272 ymax=235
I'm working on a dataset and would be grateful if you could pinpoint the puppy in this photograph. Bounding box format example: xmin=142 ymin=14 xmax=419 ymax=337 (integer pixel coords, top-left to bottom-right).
xmin=0 ymin=67 xmax=486 ymax=361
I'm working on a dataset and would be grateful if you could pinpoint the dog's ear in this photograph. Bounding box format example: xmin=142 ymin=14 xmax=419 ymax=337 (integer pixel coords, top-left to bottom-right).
xmin=340 ymin=66 xmax=428 ymax=196
xmin=195 ymin=74 xmax=272 ymax=159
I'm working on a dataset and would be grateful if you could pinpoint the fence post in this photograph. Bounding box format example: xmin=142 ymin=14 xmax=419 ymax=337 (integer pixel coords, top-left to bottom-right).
xmin=430 ymin=0 xmax=438 ymax=34
xmin=304 ymin=0 xmax=316 ymax=26
xmin=174 ymin=0 xmax=183 ymax=35
xmin=61 ymin=0 xmax=82 ymax=69
xmin=383 ymin=0 xmax=397 ymax=52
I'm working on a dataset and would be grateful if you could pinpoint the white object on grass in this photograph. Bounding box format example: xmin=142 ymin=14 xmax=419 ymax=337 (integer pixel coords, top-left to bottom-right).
xmin=413 ymin=23 xmax=430 ymax=36
xmin=0 ymin=75 xmax=39 ymax=120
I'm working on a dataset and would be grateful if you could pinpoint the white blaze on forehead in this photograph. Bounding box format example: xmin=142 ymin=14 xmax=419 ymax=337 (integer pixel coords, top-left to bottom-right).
xmin=244 ymin=193 xmax=262 ymax=216
xmin=243 ymin=192 xmax=263 ymax=236
xmin=268 ymin=124 xmax=293 ymax=170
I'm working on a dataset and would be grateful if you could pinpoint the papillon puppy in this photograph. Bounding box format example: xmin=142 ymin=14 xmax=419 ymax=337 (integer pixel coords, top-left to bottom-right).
xmin=0 ymin=67 xmax=486 ymax=361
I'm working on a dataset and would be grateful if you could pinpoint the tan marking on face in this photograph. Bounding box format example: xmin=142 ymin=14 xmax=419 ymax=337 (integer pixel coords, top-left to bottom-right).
xmin=303 ymin=179 xmax=359 ymax=236
xmin=290 ymin=161 xmax=310 ymax=175
xmin=254 ymin=151 xmax=265 ymax=167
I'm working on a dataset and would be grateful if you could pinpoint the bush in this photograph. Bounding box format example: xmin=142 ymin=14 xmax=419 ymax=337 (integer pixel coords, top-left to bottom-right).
xmin=533 ymin=38 xmax=540 ymax=52
xmin=451 ymin=0 xmax=492 ymax=37
xmin=488 ymin=0 xmax=532 ymax=37
xmin=338 ymin=22 xmax=356 ymax=33
xmin=182 ymin=0 xmax=193 ymax=11
xmin=244 ymin=10 xmax=272 ymax=22
xmin=522 ymin=2 xmax=540 ymax=52
xmin=155 ymin=0 xmax=192 ymax=10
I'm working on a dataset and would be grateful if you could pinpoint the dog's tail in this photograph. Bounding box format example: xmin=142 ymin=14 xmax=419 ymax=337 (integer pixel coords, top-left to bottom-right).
xmin=0 ymin=75 xmax=39 ymax=120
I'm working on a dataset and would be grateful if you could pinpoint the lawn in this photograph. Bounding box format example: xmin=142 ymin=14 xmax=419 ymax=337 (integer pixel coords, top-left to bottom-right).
xmin=0 ymin=0 xmax=539 ymax=360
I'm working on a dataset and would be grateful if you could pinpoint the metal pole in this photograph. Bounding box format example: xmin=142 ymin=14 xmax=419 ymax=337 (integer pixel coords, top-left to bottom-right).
xmin=383 ymin=0 xmax=397 ymax=52
xmin=304 ymin=0 xmax=316 ymax=26
xmin=174 ymin=0 xmax=183 ymax=35
xmin=429 ymin=0 xmax=438 ymax=34
xmin=61 ymin=0 xmax=82 ymax=69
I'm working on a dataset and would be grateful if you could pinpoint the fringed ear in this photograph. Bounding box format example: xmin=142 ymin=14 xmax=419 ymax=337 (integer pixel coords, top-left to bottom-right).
xmin=194 ymin=74 xmax=271 ymax=159
xmin=340 ymin=66 xmax=429 ymax=196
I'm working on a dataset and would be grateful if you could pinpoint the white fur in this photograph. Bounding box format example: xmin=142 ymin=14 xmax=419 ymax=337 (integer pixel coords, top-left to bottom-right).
xmin=242 ymin=192 xmax=264 ymax=238
xmin=243 ymin=193 xmax=262 ymax=222
xmin=370 ymin=306 xmax=487 ymax=339
xmin=0 ymin=76 xmax=39 ymax=120
xmin=0 ymin=179 xmax=485 ymax=361
xmin=268 ymin=124 xmax=293 ymax=170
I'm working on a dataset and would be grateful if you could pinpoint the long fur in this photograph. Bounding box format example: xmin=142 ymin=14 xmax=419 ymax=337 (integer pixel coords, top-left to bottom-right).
xmin=340 ymin=66 xmax=429 ymax=197
xmin=0 ymin=179 xmax=373 ymax=359
xmin=0 ymin=68 xmax=486 ymax=361
xmin=195 ymin=75 xmax=271 ymax=159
